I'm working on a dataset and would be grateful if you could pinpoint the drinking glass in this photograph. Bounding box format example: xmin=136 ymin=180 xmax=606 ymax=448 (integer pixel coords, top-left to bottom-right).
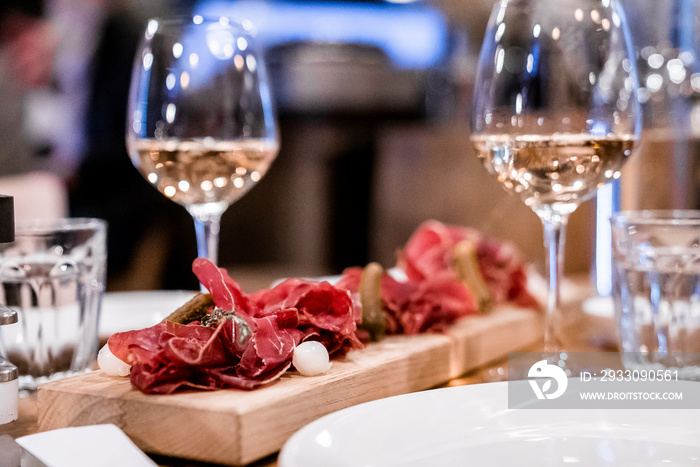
xmin=611 ymin=210 xmax=700 ymax=379
xmin=471 ymin=0 xmax=641 ymax=352
xmin=126 ymin=16 xmax=278 ymax=265
xmin=0 ymin=218 xmax=107 ymax=393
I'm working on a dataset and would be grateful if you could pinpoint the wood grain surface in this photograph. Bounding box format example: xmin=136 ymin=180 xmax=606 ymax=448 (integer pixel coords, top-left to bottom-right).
xmin=37 ymin=306 xmax=542 ymax=466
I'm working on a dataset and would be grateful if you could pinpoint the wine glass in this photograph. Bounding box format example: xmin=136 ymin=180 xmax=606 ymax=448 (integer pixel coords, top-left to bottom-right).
xmin=471 ymin=0 xmax=641 ymax=352
xmin=126 ymin=16 xmax=278 ymax=266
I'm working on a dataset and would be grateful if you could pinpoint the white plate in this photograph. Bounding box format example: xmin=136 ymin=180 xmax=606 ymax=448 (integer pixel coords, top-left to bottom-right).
xmin=99 ymin=290 xmax=197 ymax=338
xmin=279 ymin=380 xmax=700 ymax=467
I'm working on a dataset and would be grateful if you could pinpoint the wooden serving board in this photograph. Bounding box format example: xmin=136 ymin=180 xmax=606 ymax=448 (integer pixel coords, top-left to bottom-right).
xmin=37 ymin=306 xmax=542 ymax=466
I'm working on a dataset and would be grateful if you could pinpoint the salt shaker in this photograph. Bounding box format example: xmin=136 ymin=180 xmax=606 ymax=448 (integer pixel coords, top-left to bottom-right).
xmin=0 ymin=308 xmax=19 ymax=424
xmin=0 ymin=194 xmax=17 ymax=424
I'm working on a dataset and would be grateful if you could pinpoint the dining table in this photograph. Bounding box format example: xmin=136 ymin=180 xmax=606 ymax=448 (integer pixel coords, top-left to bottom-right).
xmin=0 ymin=272 xmax=614 ymax=467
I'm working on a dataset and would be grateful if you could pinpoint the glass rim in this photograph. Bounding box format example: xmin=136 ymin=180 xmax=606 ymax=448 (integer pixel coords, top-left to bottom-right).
xmin=145 ymin=14 xmax=252 ymax=32
xmin=14 ymin=218 xmax=107 ymax=235
xmin=610 ymin=210 xmax=700 ymax=226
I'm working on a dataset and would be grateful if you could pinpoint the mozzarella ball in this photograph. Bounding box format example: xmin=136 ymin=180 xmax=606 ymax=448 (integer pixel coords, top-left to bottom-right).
xmin=292 ymin=341 xmax=332 ymax=376
xmin=97 ymin=343 xmax=131 ymax=377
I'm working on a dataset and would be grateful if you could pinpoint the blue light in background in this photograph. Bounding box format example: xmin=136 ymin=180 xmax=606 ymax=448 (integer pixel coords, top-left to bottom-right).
xmin=590 ymin=121 xmax=609 ymax=135
xmin=527 ymin=42 xmax=540 ymax=76
xmin=194 ymin=0 xmax=449 ymax=69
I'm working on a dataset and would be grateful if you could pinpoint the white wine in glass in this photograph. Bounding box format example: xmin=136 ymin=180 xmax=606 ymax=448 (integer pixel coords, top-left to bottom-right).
xmin=471 ymin=0 xmax=641 ymax=353
xmin=126 ymin=16 xmax=278 ymax=265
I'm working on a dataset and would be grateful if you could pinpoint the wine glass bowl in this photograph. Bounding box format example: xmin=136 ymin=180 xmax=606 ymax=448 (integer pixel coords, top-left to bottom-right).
xmin=472 ymin=0 xmax=639 ymax=215
xmin=471 ymin=134 xmax=635 ymax=215
xmin=471 ymin=0 xmax=640 ymax=351
xmin=127 ymin=16 xmax=278 ymax=263
xmin=130 ymin=139 xmax=277 ymax=219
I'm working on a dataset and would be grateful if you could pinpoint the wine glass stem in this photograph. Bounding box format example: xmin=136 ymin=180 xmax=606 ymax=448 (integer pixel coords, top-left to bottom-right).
xmin=193 ymin=213 xmax=222 ymax=265
xmin=541 ymin=212 xmax=569 ymax=353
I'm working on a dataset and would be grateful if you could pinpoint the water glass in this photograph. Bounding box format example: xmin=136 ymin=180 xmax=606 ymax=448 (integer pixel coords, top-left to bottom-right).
xmin=0 ymin=218 xmax=107 ymax=393
xmin=611 ymin=210 xmax=700 ymax=379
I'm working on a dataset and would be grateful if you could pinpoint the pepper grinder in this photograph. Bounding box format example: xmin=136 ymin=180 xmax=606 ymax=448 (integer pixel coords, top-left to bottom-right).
xmin=0 ymin=308 xmax=18 ymax=424
xmin=0 ymin=194 xmax=16 ymax=424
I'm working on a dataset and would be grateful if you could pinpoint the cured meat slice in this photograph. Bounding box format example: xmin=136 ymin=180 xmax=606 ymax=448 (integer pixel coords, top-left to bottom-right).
xmin=109 ymin=320 xmax=232 ymax=394
xmin=373 ymin=270 xmax=466 ymax=334
xmin=476 ymin=237 xmax=540 ymax=308
xmin=337 ymin=267 xmax=478 ymax=335
xmin=397 ymin=220 xmax=470 ymax=282
xmin=192 ymin=257 xmax=258 ymax=315
xmin=108 ymin=316 xmax=297 ymax=394
xmin=249 ymin=278 xmax=363 ymax=354
xmin=238 ymin=315 xmax=299 ymax=379
xmin=108 ymin=260 xmax=363 ymax=393
xmin=397 ymin=220 xmax=539 ymax=309
xmin=107 ymin=220 xmax=538 ymax=395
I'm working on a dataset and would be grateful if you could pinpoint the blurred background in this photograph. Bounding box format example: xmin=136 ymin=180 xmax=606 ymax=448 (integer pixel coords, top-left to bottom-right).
xmin=0 ymin=0 xmax=698 ymax=292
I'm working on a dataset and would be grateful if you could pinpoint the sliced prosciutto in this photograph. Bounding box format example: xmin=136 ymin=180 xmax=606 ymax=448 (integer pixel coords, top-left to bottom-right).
xmin=108 ymin=311 xmax=301 ymax=394
xmin=383 ymin=271 xmax=478 ymax=334
xmin=337 ymin=267 xmax=478 ymax=335
xmin=192 ymin=257 xmax=258 ymax=314
xmin=249 ymin=278 xmax=363 ymax=354
xmin=105 ymin=221 xmax=538 ymax=394
xmin=108 ymin=259 xmax=363 ymax=394
xmin=397 ymin=220 xmax=540 ymax=309
xmin=107 ymin=317 xmax=289 ymax=394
